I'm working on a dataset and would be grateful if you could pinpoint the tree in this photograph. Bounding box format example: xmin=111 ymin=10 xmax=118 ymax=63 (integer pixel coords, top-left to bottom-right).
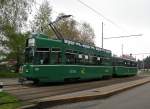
xmin=0 ymin=0 xmax=34 ymax=72
xmin=0 ymin=0 xmax=34 ymax=31
xmin=137 ymin=59 xmax=143 ymax=69
xmin=31 ymin=0 xmax=54 ymax=37
xmin=0 ymin=22 xmax=30 ymax=72
xmin=55 ymin=13 xmax=95 ymax=45
xmin=31 ymin=3 xmax=95 ymax=45
xmin=79 ymin=22 xmax=95 ymax=45
xmin=143 ymin=56 xmax=150 ymax=69
xmin=56 ymin=13 xmax=80 ymax=41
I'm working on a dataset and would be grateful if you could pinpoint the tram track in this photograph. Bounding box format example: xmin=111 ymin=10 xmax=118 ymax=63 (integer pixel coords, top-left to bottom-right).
xmin=4 ymin=76 xmax=143 ymax=103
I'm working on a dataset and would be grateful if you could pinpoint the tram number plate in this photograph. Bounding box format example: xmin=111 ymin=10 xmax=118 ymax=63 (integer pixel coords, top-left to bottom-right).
xmin=69 ymin=70 xmax=77 ymax=74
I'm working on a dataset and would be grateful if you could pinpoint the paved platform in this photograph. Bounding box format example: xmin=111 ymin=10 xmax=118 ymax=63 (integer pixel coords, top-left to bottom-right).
xmin=46 ymin=82 xmax=150 ymax=109
xmin=22 ymin=77 xmax=150 ymax=109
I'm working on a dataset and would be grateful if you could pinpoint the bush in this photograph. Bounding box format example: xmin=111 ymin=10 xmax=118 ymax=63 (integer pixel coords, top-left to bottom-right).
xmin=0 ymin=72 xmax=20 ymax=78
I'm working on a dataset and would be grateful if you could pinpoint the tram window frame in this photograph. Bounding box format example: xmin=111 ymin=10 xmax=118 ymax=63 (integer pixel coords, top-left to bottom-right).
xmin=124 ymin=60 xmax=127 ymax=66
xmin=84 ymin=54 xmax=89 ymax=65
xmin=89 ymin=55 xmax=97 ymax=65
xmin=102 ymin=57 xmax=110 ymax=65
xmin=97 ymin=57 xmax=103 ymax=65
xmin=93 ymin=55 xmax=98 ymax=65
xmin=116 ymin=59 xmax=123 ymax=66
xmin=51 ymin=47 xmax=62 ymax=64
xmin=124 ymin=61 xmax=127 ymax=65
xmin=130 ymin=61 xmax=132 ymax=67
xmin=127 ymin=61 xmax=130 ymax=67
xmin=131 ymin=61 xmax=136 ymax=67
xmin=97 ymin=57 xmax=101 ymax=61
xmin=85 ymin=55 xmax=89 ymax=60
xmin=51 ymin=48 xmax=61 ymax=52
xmin=133 ymin=62 xmax=137 ymax=67
xmin=78 ymin=54 xmax=83 ymax=59
xmin=25 ymin=47 xmax=34 ymax=63
xmin=77 ymin=53 xmax=84 ymax=64
xmin=120 ymin=59 xmax=124 ymax=66
xmin=35 ymin=48 xmax=50 ymax=65
xmin=65 ymin=50 xmax=77 ymax=64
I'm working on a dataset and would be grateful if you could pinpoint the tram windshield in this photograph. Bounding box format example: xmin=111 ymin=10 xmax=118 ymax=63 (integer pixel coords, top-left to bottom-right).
xmin=25 ymin=47 xmax=34 ymax=63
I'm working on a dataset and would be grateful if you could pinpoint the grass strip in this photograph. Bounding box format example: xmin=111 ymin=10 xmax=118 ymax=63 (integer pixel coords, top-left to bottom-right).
xmin=0 ymin=72 xmax=20 ymax=78
xmin=0 ymin=92 xmax=21 ymax=109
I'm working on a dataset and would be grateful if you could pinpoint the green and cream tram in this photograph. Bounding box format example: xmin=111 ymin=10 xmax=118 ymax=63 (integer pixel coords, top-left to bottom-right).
xmin=21 ymin=33 xmax=113 ymax=83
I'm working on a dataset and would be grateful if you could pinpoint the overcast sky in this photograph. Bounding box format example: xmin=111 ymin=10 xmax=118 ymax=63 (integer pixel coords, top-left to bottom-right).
xmin=36 ymin=0 xmax=150 ymax=60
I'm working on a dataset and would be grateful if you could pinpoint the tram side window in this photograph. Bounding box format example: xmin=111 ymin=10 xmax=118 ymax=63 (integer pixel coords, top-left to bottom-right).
xmin=102 ymin=58 xmax=110 ymax=65
xmin=97 ymin=57 xmax=103 ymax=65
xmin=124 ymin=61 xmax=128 ymax=67
xmin=35 ymin=48 xmax=50 ymax=65
xmin=120 ymin=60 xmax=123 ymax=66
xmin=131 ymin=62 xmax=137 ymax=67
xmin=51 ymin=48 xmax=61 ymax=64
xmin=84 ymin=55 xmax=89 ymax=64
xmin=133 ymin=62 xmax=137 ymax=67
xmin=89 ymin=55 xmax=97 ymax=65
xmin=130 ymin=61 xmax=132 ymax=67
xmin=65 ymin=50 xmax=76 ymax=64
xmin=117 ymin=59 xmax=123 ymax=66
xmin=127 ymin=61 xmax=131 ymax=67
xmin=77 ymin=54 xmax=84 ymax=64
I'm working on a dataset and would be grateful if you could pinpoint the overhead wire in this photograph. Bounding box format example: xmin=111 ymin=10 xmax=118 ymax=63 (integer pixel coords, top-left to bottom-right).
xmin=104 ymin=34 xmax=142 ymax=39
xmin=132 ymin=53 xmax=150 ymax=55
xmin=76 ymin=0 xmax=129 ymax=33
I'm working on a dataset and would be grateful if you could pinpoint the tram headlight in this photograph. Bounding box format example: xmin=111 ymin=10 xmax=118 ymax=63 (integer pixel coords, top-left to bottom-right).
xmin=28 ymin=38 xmax=35 ymax=47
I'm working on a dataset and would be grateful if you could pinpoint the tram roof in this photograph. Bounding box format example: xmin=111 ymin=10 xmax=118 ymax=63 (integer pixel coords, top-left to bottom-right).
xmin=31 ymin=33 xmax=112 ymax=56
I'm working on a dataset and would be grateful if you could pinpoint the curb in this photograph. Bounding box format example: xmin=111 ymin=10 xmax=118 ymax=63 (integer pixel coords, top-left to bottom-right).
xmin=21 ymin=77 xmax=150 ymax=109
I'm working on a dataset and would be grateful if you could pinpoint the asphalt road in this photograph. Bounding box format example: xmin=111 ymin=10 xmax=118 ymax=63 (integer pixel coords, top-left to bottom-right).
xmin=48 ymin=82 xmax=150 ymax=109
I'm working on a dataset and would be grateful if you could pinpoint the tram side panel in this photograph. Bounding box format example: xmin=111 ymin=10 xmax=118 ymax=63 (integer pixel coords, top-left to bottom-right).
xmin=22 ymin=65 xmax=113 ymax=83
xmin=113 ymin=57 xmax=137 ymax=77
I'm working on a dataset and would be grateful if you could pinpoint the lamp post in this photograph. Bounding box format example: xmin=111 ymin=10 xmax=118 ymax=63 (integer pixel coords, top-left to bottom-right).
xmin=121 ymin=44 xmax=124 ymax=56
xmin=102 ymin=22 xmax=103 ymax=48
